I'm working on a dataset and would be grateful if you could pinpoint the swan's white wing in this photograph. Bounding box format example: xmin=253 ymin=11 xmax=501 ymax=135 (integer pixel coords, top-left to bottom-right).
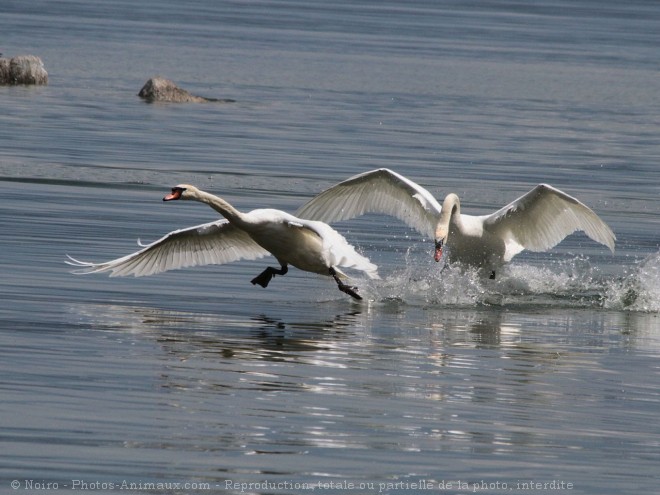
xmin=66 ymin=219 xmax=269 ymax=277
xmin=301 ymin=219 xmax=380 ymax=280
xmin=296 ymin=168 xmax=442 ymax=239
xmin=483 ymin=184 xmax=616 ymax=261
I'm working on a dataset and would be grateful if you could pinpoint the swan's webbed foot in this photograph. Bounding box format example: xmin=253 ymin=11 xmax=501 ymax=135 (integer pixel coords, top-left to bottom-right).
xmin=251 ymin=264 xmax=288 ymax=288
xmin=329 ymin=268 xmax=362 ymax=301
xmin=337 ymin=282 xmax=362 ymax=301
xmin=489 ymin=270 xmax=496 ymax=280
xmin=251 ymin=270 xmax=273 ymax=288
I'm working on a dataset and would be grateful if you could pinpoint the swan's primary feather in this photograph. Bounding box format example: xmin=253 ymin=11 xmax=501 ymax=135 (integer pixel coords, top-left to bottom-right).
xmin=301 ymin=219 xmax=380 ymax=279
xmin=483 ymin=184 xmax=616 ymax=261
xmin=66 ymin=219 xmax=269 ymax=277
xmin=296 ymin=168 xmax=441 ymax=239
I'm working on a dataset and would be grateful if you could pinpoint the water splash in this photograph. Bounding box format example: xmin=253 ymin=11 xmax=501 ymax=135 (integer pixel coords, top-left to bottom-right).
xmin=370 ymin=252 xmax=660 ymax=312
xmin=604 ymin=252 xmax=660 ymax=313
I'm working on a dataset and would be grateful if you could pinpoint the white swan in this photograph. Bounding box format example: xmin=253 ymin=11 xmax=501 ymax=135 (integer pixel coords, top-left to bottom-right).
xmin=67 ymin=185 xmax=379 ymax=300
xmin=296 ymin=169 xmax=615 ymax=277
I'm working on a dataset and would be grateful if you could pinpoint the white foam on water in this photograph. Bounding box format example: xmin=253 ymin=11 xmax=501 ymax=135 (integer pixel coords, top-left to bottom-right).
xmin=367 ymin=251 xmax=659 ymax=312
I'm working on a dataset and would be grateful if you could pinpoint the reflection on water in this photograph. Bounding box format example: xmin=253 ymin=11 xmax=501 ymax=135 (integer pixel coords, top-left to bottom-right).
xmin=70 ymin=303 xmax=368 ymax=359
xmin=54 ymin=300 xmax=660 ymax=489
xmin=0 ymin=291 xmax=654 ymax=492
xmin=68 ymin=297 xmax=660 ymax=359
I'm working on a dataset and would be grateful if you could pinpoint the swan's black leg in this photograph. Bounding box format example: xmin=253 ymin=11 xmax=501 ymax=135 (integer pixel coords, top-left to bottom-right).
xmin=489 ymin=270 xmax=496 ymax=280
xmin=329 ymin=268 xmax=362 ymax=301
xmin=251 ymin=264 xmax=288 ymax=288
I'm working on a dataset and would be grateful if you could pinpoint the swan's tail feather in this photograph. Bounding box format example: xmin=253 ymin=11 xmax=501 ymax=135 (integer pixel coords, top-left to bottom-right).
xmin=306 ymin=220 xmax=380 ymax=280
xmin=331 ymin=267 xmax=350 ymax=281
xmin=338 ymin=251 xmax=380 ymax=280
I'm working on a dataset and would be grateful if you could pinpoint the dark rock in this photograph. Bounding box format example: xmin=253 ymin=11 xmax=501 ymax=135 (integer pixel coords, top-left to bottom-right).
xmin=138 ymin=77 xmax=234 ymax=103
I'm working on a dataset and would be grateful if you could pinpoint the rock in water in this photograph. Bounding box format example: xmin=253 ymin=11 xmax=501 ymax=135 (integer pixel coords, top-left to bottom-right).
xmin=0 ymin=55 xmax=48 ymax=85
xmin=138 ymin=77 xmax=233 ymax=103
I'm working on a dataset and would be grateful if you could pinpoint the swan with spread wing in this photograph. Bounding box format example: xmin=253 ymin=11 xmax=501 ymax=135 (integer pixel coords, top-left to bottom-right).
xmin=296 ymin=169 xmax=615 ymax=277
xmin=67 ymin=185 xmax=379 ymax=300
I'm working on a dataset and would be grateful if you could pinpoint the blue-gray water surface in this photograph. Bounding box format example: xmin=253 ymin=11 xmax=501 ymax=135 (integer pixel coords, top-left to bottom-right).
xmin=1 ymin=1 xmax=659 ymax=494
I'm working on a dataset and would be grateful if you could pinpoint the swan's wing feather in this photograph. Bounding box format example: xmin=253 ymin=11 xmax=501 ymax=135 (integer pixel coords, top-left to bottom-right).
xmin=483 ymin=184 xmax=616 ymax=260
xmin=66 ymin=219 xmax=269 ymax=277
xmin=296 ymin=168 xmax=441 ymax=239
xmin=301 ymin=220 xmax=380 ymax=280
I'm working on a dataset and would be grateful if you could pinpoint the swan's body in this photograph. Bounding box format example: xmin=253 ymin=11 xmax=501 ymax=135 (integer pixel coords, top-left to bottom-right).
xmin=67 ymin=185 xmax=379 ymax=300
xmin=296 ymin=169 xmax=615 ymax=276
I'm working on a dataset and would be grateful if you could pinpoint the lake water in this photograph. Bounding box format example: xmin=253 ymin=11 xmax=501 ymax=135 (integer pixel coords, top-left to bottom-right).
xmin=1 ymin=1 xmax=659 ymax=494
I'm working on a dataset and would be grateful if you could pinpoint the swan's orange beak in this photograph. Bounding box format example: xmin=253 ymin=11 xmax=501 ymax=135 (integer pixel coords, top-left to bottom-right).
xmin=163 ymin=188 xmax=183 ymax=201
xmin=434 ymin=240 xmax=443 ymax=262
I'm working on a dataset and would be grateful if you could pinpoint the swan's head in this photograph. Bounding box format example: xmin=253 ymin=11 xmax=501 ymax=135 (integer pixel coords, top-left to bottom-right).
xmin=163 ymin=184 xmax=199 ymax=201
xmin=434 ymin=233 xmax=446 ymax=262
xmin=434 ymin=193 xmax=460 ymax=262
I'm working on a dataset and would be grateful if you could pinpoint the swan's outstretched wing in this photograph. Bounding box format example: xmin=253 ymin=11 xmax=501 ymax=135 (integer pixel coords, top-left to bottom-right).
xmin=296 ymin=168 xmax=442 ymax=239
xmin=66 ymin=219 xmax=269 ymax=277
xmin=301 ymin=219 xmax=380 ymax=280
xmin=483 ymin=184 xmax=616 ymax=261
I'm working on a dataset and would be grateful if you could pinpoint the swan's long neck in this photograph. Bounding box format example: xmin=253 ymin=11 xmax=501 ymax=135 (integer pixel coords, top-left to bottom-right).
xmin=189 ymin=189 xmax=247 ymax=226
xmin=436 ymin=193 xmax=460 ymax=239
